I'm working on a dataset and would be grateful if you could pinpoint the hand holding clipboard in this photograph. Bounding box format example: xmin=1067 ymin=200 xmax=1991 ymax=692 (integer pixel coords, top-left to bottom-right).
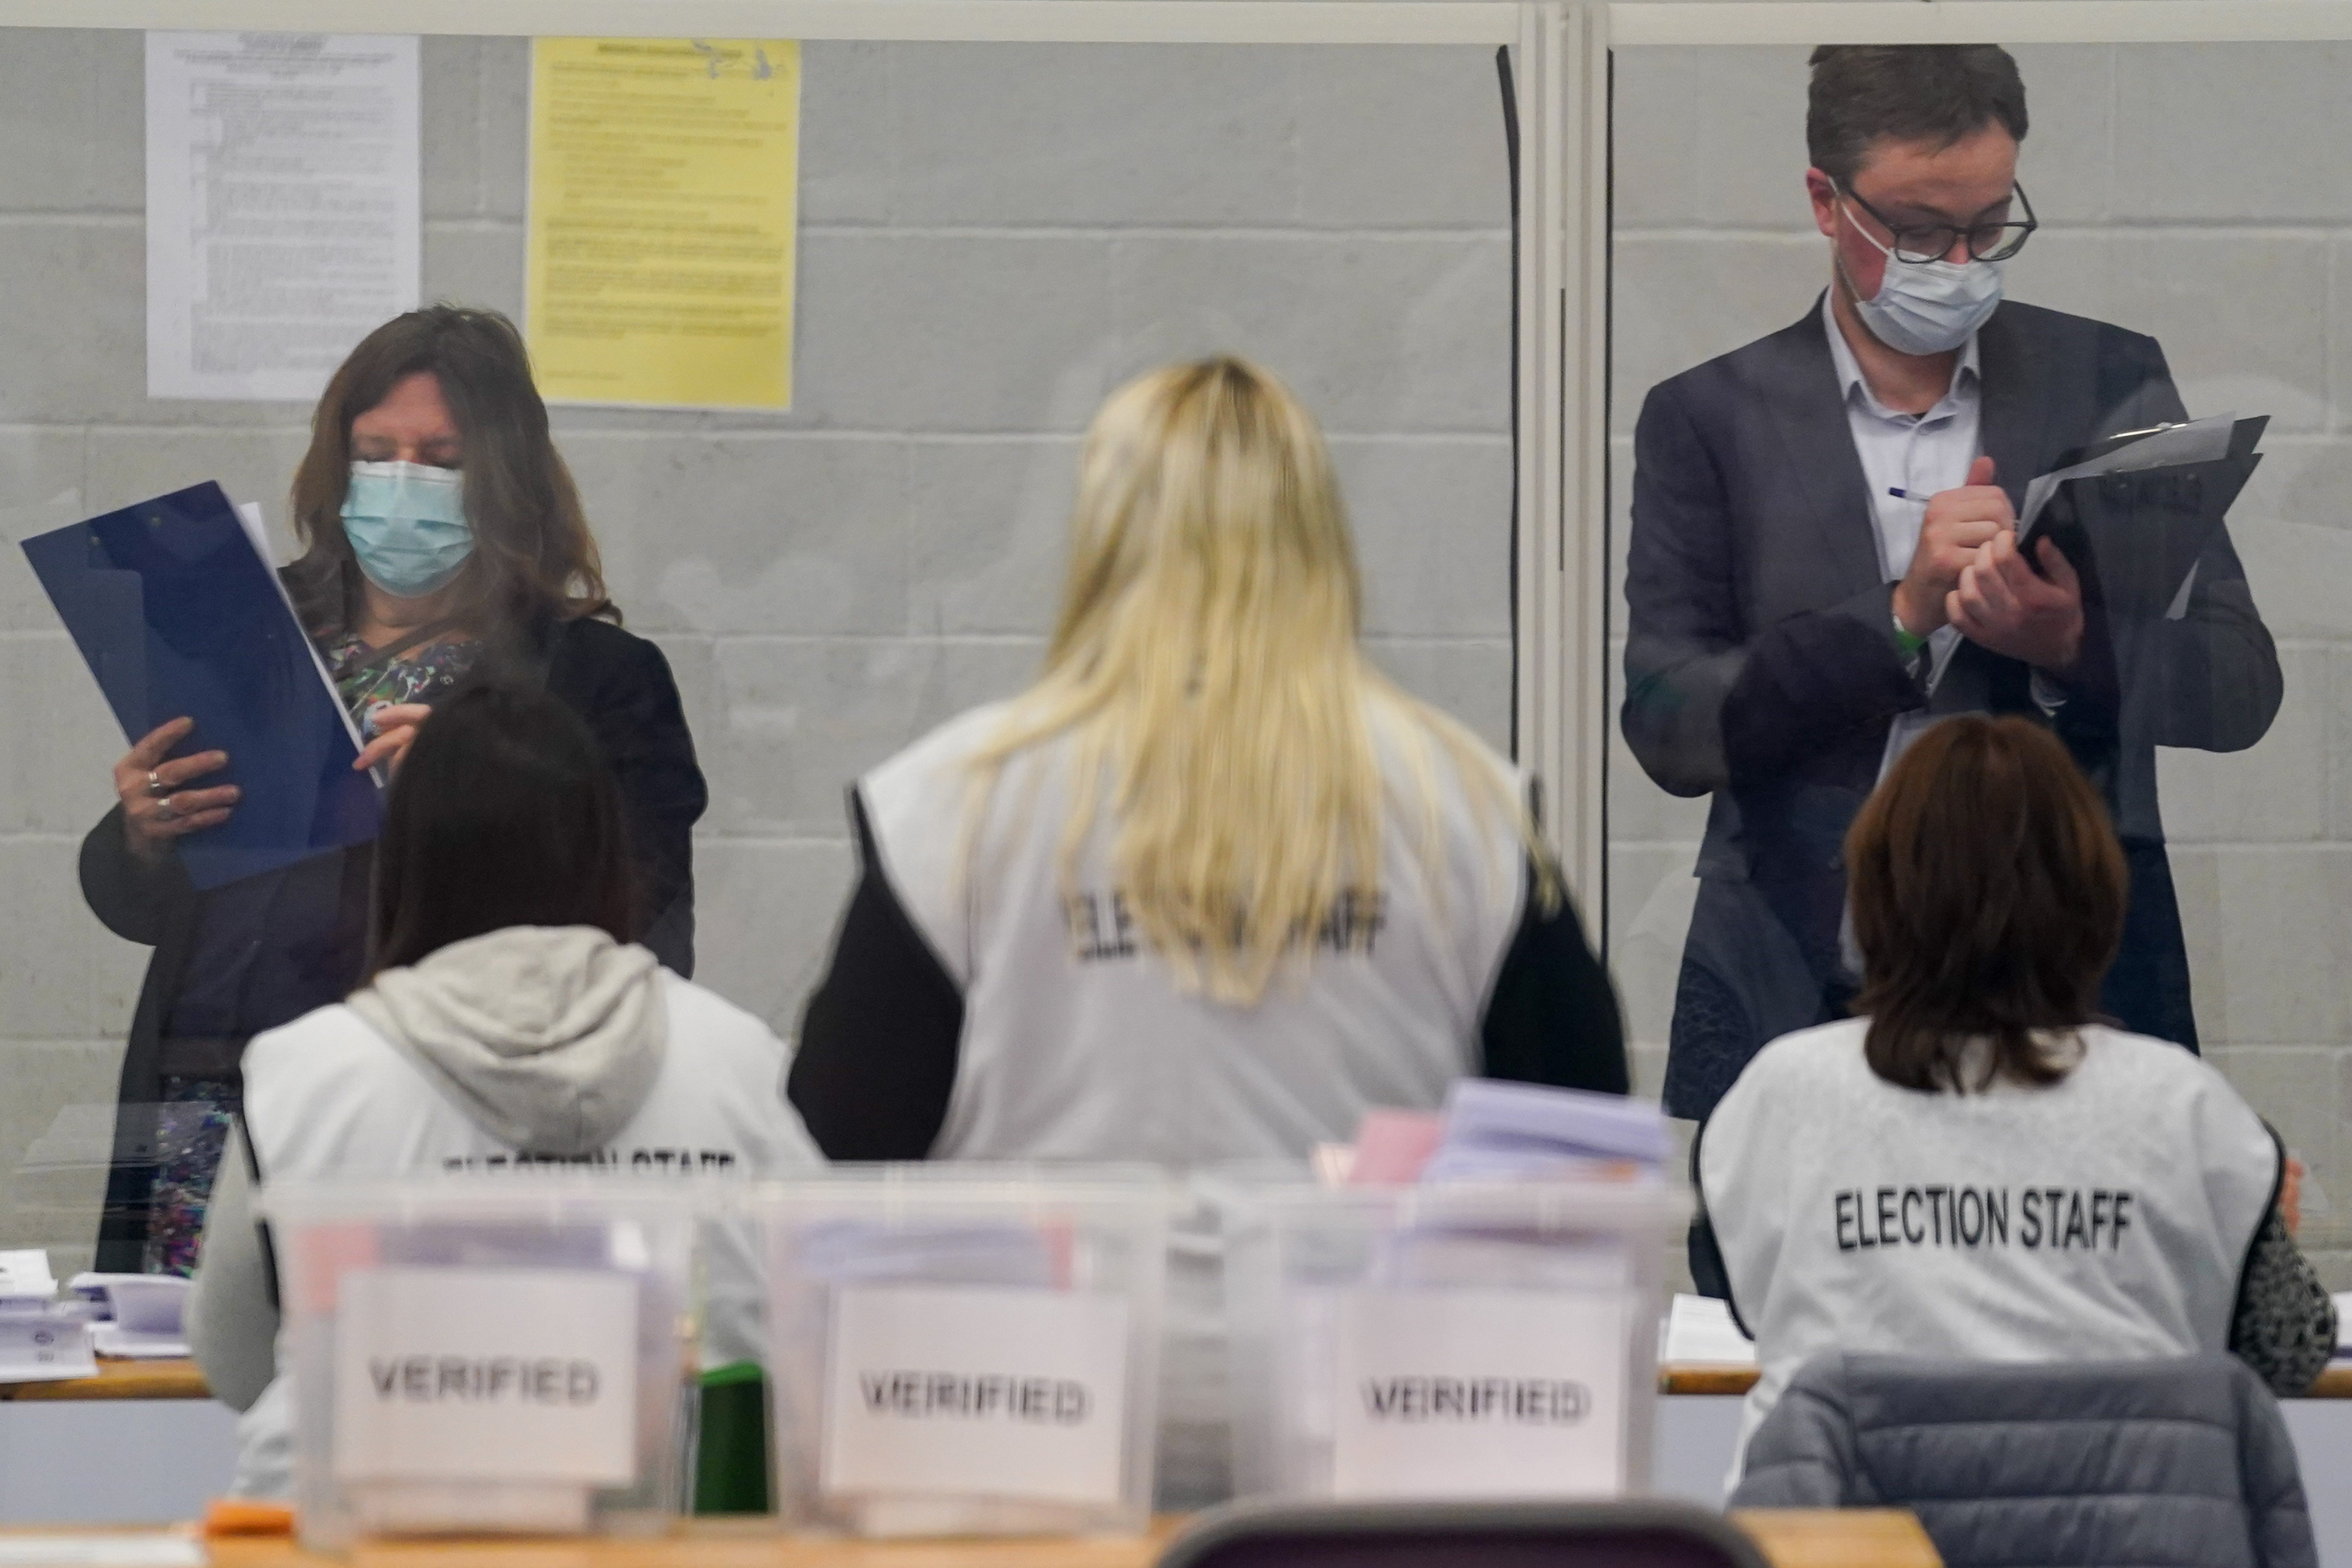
xmin=22 ymin=481 xmax=384 ymax=891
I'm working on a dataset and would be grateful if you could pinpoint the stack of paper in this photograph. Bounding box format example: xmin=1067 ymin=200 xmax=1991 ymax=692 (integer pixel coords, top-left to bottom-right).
xmin=1418 ymin=1080 xmax=1669 ymax=1184
xmin=0 ymin=1250 xmax=55 ymax=1304
xmin=69 ymin=1273 xmax=192 ymax=1358
xmin=0 ymin=1251 xmax=94 ymax=1384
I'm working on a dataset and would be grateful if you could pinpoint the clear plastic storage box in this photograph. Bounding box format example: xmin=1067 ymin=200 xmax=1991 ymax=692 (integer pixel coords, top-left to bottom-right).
xmin=257 ymin=1176 xmax=703 ymax=1549
xmin=1218 ymin=1176 xmax=1686 ymax=1502
xmin=756 ymin=1166 xmax=1171 ymax=1538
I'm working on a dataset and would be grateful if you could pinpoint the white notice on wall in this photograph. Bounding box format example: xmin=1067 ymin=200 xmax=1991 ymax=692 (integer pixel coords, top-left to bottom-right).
xmin=145 ymin=32 xmax=421 ymax=402
xmin=331 ymin=1267 xmax=638 ymax=1485
xmin=824 ymin=1285 xmax=1130 ymax=1506
xmin=1329 ymin=1289 xmax=1629 ymax=1499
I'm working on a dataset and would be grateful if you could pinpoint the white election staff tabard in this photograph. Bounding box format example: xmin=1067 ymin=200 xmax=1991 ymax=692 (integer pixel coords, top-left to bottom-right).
xmin=1330 ymin=1288 xmax=1628 ymax=1498
xmin=823 ymin=1285 xmax=1130 ymax=1505
xmin=332 ymin=1267 xmax=639 ymax=1484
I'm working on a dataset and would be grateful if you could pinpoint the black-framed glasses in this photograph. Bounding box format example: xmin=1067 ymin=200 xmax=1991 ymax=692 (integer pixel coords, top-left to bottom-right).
xmin=1840 ymin=180 xmax=2037 ymax=265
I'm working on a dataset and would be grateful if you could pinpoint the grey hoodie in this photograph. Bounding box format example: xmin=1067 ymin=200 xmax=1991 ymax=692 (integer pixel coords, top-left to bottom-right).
xmin=345 ymin=926 xmax=667 ymax=1156
xmin=189 ymin=926 xmax=672 ymax=1416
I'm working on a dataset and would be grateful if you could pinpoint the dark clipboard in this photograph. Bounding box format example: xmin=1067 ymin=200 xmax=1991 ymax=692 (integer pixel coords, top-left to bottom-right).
xmin=2035 ymin=452 xmax=2262 ymax=620
xmin=21 ymin=481 xmax=382 ymax=889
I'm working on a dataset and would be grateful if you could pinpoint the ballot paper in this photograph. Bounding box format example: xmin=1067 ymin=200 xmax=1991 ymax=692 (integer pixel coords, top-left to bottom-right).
xmin=2017 ymin=412 xmax=2249 ymax=542
xmin=0 ymin=1251 xmax=56 ymax=1307
xmin=90 ymin=1326 xmax=191 ymax=1360
xmin=145 ymin=32 xmax=421 ymax=402
xmin=1419 ymin=1080 xmax=1669 ymax=1185
xmin=71 ymin=1273 xmax=193 ymax=1358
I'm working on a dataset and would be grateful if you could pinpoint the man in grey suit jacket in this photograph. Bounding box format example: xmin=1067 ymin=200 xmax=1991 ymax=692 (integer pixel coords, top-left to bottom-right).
xmin=1625 ymin=44 xmax=2281 ymax=1124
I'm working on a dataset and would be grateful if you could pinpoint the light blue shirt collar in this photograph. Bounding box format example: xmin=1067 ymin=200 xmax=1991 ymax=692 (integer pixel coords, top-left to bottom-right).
xmin=1820 ymin=292 xmax=1980 ymax=423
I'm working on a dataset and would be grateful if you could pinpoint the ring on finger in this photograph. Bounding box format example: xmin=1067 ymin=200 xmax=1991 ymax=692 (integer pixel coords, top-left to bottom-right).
xmin=154 ymin=797 xmax=177 ymax=823
xmin=145 ymin=770 xmax=169 ymax=798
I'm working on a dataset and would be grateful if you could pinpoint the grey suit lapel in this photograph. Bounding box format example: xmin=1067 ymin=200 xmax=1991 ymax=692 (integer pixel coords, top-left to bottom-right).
xmin=1759 ymin=300 xmax=1884 ymax=595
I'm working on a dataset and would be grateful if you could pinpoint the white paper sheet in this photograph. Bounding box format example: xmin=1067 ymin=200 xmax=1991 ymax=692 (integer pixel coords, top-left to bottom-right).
xmin=2017 ymin=412 xmax=2242 ymax=541
xmin=0 ymin=1251 xmax=55 ymax=1299
xmin=1329 ymin=1288 xmax=1630 ymax=1499
xmin=92 ymin=1326 xmax=191 ymax=1361
xmin=1658 ymin=1292 xmax=1757 ymax=1367
xmin=331 ymin=1267 xmax=638 ymax=1486
xmin=145 ymin=32 xmax=421 ymax=402
xmin=822 ymin=1285 xmax=1131 ymax=1507
xmin=235 ymin=501 xmax=370 ymax=760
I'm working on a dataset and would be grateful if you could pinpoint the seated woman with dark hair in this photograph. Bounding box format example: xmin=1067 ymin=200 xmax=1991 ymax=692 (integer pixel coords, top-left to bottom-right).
xmin=184 ymin=682 xmax=817 ymax=1498
xmin=1699 ymin=714 xmax=2334 ymax=1474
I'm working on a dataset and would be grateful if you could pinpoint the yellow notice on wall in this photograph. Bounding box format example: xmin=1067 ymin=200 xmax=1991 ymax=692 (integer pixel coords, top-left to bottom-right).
xmin=526 ymin=38 xmax=801 ymax=409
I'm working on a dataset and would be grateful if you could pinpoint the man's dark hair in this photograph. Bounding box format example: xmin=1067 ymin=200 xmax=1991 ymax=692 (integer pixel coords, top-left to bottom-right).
xmin=365 ymin=682 xmax=638 ymax=978
xmin=1846 ymin=715 xmax=2126 ymax=1094
xmin=1807 ymin=45 xmax=2028 ymax=189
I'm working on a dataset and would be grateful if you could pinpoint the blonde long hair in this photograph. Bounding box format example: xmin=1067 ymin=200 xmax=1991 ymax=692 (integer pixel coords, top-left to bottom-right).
xmin=966 ymin=356 xmax=1553 ymax=1004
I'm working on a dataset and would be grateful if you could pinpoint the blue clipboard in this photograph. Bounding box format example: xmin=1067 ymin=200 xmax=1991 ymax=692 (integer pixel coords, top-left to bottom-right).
xmin=22 ymin=481 xmax=383 ymax=890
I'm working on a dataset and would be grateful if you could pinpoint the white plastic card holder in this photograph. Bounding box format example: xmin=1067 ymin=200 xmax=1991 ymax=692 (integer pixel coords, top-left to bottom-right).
xmin=1326 ymin=1287 xmax=1630 ymax=1499
xmin=331 ymin=1266 xmax=639 ymax=1485
xmin=821 ymin=1284 xmax=1131 ymax=1507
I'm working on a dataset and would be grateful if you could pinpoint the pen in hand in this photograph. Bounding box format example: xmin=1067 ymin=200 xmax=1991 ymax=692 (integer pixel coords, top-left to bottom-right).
xmin=1888 ymin=487 xmax=1925 ymax=502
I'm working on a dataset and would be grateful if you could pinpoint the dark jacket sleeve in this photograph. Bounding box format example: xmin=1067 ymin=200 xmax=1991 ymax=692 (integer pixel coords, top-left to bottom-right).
xmin=2095 ymin=340 xmax=2283 ymax=757
xmin=1621 ymin=376 xmax=1921 ymax=800
xmin=545 ymin=622 xmax=709 ymax=977
xmin=788 ymin=790 xmax=964 ymax=1160
xmin=79 ymin=803 xmax=193 ymax=948
xmin=1477 ymin=859 xmax=1628 ymax=1094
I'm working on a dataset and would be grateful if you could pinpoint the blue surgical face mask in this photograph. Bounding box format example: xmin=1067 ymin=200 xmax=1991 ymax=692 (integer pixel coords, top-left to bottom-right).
xmin=1838 ymin=198 xmax=2005 ymax=357
xmin=340 ymin=460 xmax=474 ymax=599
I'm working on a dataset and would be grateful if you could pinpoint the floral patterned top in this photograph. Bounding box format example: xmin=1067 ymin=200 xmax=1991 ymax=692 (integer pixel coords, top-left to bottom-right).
xmin=323 ymin=631 xmax=482 ymax=739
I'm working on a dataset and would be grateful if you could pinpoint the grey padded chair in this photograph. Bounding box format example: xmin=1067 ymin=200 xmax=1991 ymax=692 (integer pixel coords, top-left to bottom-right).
xmin=1729 ymin=1352 xmax=2317 ymax=1568
xmin=1158 ymin=1497 xmax=1774 ymax=1568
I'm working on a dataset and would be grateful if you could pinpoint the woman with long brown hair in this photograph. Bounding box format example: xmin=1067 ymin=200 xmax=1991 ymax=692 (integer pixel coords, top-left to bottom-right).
xmin=1697 ymin=714 xmax=2331 ymax=1476
xmin=78 ymin=305 xmax=706 ymax=1275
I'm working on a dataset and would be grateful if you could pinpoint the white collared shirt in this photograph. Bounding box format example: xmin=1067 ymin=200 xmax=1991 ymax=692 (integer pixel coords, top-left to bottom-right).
xmin=1820 ymin=292 xmax=1978 ymax=696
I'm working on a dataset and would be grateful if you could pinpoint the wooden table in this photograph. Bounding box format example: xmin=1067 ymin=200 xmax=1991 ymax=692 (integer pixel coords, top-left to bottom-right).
xmin=0 ymin=1360 xmax=210 ymax=1402
xmin=35 ymin=1358 xmax=2352 ymax=1403
xmin=182 ymin=1513 xmax=1936 ymax=1568
xmin=1663 ymin=1361 xmax=2352 ymax=1398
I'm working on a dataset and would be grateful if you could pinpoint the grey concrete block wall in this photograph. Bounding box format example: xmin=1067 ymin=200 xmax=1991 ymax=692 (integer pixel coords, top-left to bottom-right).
xmin=1610 ymin=42 xmax=2352 ymax=1276
xmin=0 ymin=30 xmax=1515 ymax=1261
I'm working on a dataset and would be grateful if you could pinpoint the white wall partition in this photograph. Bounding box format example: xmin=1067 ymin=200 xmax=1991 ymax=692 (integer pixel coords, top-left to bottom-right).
xmin=0 ymin=2 xmax=1565 ymax=1269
